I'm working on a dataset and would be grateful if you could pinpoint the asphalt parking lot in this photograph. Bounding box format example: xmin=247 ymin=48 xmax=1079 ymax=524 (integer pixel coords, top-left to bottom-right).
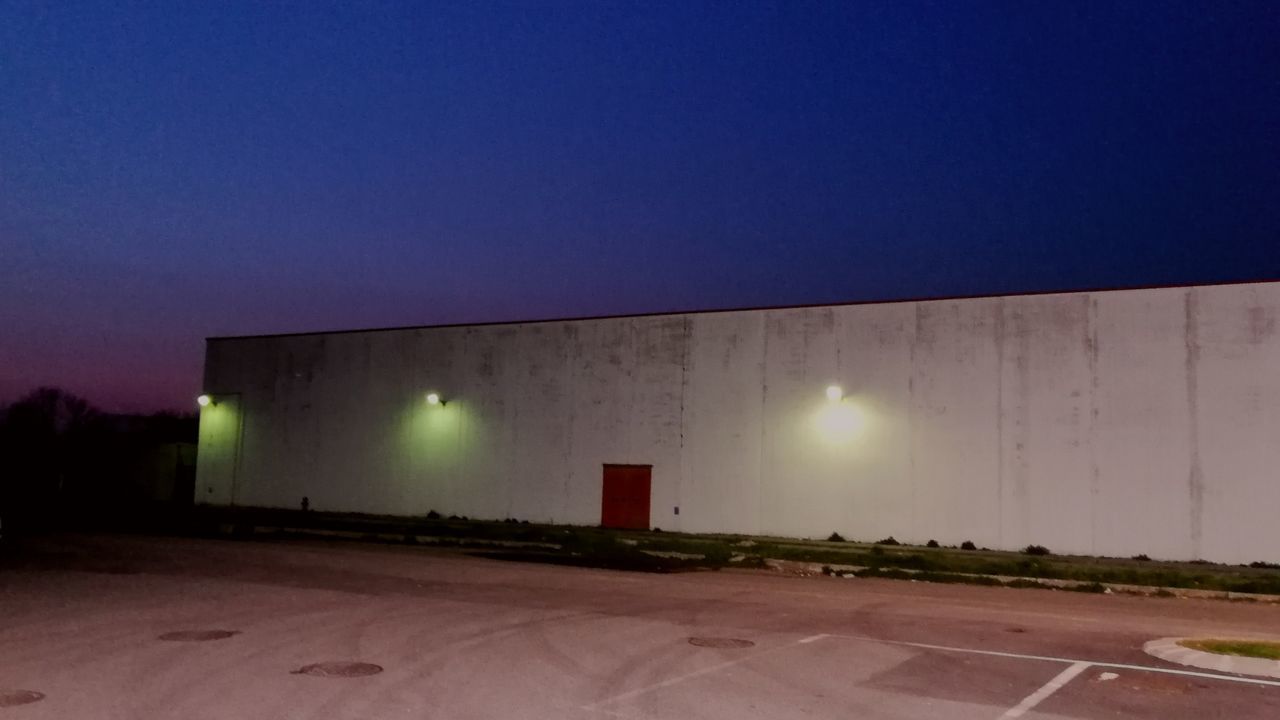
xmin=2 ymin=534 xmax=1278 ymax=719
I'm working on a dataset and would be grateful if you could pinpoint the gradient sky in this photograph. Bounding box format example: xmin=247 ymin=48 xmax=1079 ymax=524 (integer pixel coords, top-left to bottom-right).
xmin=2 ymin=1 xmax=1278 ymax=412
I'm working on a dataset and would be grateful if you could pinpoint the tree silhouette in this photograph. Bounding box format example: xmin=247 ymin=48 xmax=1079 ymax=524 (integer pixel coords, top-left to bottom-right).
xmin=1 ymin=387 xmax=199 ymax=536
xmin=1 ymin=387 xmax=102 ymax=531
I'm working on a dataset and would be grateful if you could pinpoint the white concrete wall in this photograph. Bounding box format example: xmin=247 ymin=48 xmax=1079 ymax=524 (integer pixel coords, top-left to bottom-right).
xmin=196 ymin=281 xmax=1280 ymax=563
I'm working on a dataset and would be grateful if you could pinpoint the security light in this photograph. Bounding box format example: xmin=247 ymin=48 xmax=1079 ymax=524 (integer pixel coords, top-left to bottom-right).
xmin=825 ymin=385 xmax=843 ymax=402
xmin=197 ymin=394 xmax=212 ymax=407
xmin=425 ymin=392 xmax=442 ymax=406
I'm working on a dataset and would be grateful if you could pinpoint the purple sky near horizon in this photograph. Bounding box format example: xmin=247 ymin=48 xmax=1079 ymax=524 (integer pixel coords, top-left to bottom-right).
xmin=2 ymin=1 xmax=1278 ymax=413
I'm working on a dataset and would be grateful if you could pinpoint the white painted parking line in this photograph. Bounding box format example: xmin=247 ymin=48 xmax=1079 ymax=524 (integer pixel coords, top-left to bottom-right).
xmin=584 ymin=631 xmax=1280 ymax=718
xmin=813 ymin=633 xmax=1280 ymax=688
xmin=999 ymin=661 xmax=1091 ymax=718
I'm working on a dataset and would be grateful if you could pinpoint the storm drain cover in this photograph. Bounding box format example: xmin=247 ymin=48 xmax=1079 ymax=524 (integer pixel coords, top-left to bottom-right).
xmin=0 ymin=690 xmax=45 ymax=707
xmin=293 ymin=661 xmax=384 ymax=678
xmin=158 ymin=630 xmax=240 ymax=642
xmin=688 ymin=637 xmax=755 ymax=649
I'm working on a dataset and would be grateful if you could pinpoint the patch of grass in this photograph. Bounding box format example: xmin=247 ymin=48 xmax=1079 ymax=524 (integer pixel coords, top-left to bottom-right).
xmin=1178 ymin=639 xmax=1280 ymax=660
xmin=477 ymin=531 xmax=730 ymax=573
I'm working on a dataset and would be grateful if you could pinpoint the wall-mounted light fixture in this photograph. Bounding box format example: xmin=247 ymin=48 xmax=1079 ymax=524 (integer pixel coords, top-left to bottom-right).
xmin=815 ymin=384 xmax=866 ymax=443
xmin=197 ymin=394 xmax=213 ymax=407
xmin=425 ymin=392 xmax=446 ymax=407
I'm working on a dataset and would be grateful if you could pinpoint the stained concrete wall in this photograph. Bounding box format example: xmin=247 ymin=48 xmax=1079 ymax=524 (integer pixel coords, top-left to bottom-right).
xmin=196 ymin=281 xmax=1280 ymax=563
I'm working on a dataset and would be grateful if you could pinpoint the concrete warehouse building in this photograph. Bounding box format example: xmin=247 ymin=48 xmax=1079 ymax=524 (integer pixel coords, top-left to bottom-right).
xmin=195 ymin=280 xmax=1280 ymax=564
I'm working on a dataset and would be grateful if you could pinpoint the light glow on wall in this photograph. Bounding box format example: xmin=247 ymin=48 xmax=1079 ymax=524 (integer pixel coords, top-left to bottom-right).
xmin=195 ymin=393 xmax=242 ymax=505
xmin=825 ymin=385 xmax=843 ymax=402
xmin=814 ymin=399 xmax=866 ymax=444
xmin=404 ymin=393 xmax=460 ymax=443
xmin=398 ymin=391 xmax=468 ymax=512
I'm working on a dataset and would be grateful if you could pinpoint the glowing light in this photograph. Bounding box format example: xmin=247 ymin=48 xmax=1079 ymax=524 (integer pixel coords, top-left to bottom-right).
xmin=814 ymin=402 xmax=866 ymax=444
xmin=425 ymin=393 xmax=441 ymax=406
xmin=197 ymin=394 xmax=212 ymax=407
xmin=825 ymin=385 xmax=843 ymax=402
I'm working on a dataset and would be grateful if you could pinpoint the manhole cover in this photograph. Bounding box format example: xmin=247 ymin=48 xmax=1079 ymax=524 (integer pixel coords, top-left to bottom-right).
xmin=292 ymin=661 xmax=384 ymax=678
xmin=0 ymin=690 xmax=45 ymax=707
xmin=688 ymin=637 xmax=755 ymax=649
xmin=158 ymin=630 xmax=240 ymax=642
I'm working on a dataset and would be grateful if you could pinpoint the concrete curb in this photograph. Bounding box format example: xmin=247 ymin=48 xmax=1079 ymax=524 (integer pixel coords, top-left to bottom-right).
xmin=1144 ymin=637 xmax=1280 ymax=679
xmin=761 ymin=559 xmax=1280 ymax=603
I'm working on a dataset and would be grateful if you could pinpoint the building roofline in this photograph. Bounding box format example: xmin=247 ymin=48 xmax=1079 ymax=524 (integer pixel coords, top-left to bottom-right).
xmin=205 ymin=276 xmax=1280 ymax=342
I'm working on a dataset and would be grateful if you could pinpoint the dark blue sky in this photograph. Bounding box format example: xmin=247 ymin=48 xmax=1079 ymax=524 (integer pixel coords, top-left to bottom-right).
xmin=2 ymin=1 xmax=1278 ymax=412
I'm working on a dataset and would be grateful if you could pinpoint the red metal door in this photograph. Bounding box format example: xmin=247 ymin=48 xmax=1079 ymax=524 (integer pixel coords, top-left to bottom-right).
xmin=601 ymin=464 xmax=651 ymax=530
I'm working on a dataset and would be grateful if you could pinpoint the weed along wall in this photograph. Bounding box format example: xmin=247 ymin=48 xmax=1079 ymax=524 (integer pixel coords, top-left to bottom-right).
xmin=195 ymin=281 xmax=1280 ymax=564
